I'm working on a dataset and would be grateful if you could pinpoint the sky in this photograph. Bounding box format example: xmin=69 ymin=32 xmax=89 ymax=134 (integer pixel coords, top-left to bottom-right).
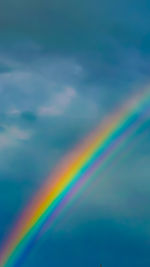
xmin=0 ymin=0 xmax=150 ymax=266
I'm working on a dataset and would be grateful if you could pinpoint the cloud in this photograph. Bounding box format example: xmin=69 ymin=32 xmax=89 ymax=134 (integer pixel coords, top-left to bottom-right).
xmin=9 ymin=126 xmax=32 ymax=140
xmin=0 ymin=125 xmax=32 ymax=149
xmin=39 ymin=87 xmax=76 ymax=116
xmin=20 ymin=111 xmax=37 ymax=122
xmin=0 ymin=51 xmax=84 ymax=115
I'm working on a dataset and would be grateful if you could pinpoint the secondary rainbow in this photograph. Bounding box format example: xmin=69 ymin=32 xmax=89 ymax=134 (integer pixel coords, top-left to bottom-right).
xmin=0 ymin=89 xmax=150 ymax=267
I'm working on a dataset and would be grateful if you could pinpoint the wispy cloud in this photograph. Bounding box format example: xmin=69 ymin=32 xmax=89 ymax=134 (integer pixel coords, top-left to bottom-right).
xmin=39 ymin=87 xmax=77 ymax=116
xmin=0 ymin=126 xmax=32 ymax=149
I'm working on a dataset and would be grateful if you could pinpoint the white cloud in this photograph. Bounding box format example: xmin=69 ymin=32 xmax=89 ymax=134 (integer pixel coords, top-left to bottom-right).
xmin=39 ymin=87 xmax=77 ymax=116
xmin=0 ymin=126 xmax=32 ymax=149
xmin=0 ymin=51 xmax=84 ymax=116
xmin=7 ymin=109 xmax=21 ymax=115
xmin=9 ymin=127 xmax=32 ymax=140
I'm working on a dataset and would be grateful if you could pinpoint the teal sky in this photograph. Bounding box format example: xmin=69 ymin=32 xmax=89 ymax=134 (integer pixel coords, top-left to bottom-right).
xmin=0 ymin=1 xmax=150 ymax=266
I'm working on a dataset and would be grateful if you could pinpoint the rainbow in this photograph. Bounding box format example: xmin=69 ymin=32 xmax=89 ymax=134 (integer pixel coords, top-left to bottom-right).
xmin=0 ymin=89 xmax=150 ymax=267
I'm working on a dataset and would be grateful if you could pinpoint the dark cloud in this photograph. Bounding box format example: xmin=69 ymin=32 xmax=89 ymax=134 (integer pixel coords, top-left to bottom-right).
xmin=20 ymin=111 xmax=37 ymax=123
xmin=0 ymin=0 xmax=150 ymax=53
xmin=23 ymin=216 xmax=150 ymax=267
xmin=1 ymin=0 xmax=150 ymax=90
xmin=0 ymin=64 xmax=11 ymax=73
xmin=0 ymin=125 xmax=5 ymax=132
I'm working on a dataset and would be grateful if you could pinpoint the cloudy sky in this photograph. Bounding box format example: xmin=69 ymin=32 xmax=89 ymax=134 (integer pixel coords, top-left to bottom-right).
xmin=0 ymin=0 xmax=150 ymax=266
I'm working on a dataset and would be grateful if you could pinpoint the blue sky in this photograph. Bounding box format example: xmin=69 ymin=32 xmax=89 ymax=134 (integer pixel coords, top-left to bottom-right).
xmin=0 ymin=1 xmax=150 ymax=266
